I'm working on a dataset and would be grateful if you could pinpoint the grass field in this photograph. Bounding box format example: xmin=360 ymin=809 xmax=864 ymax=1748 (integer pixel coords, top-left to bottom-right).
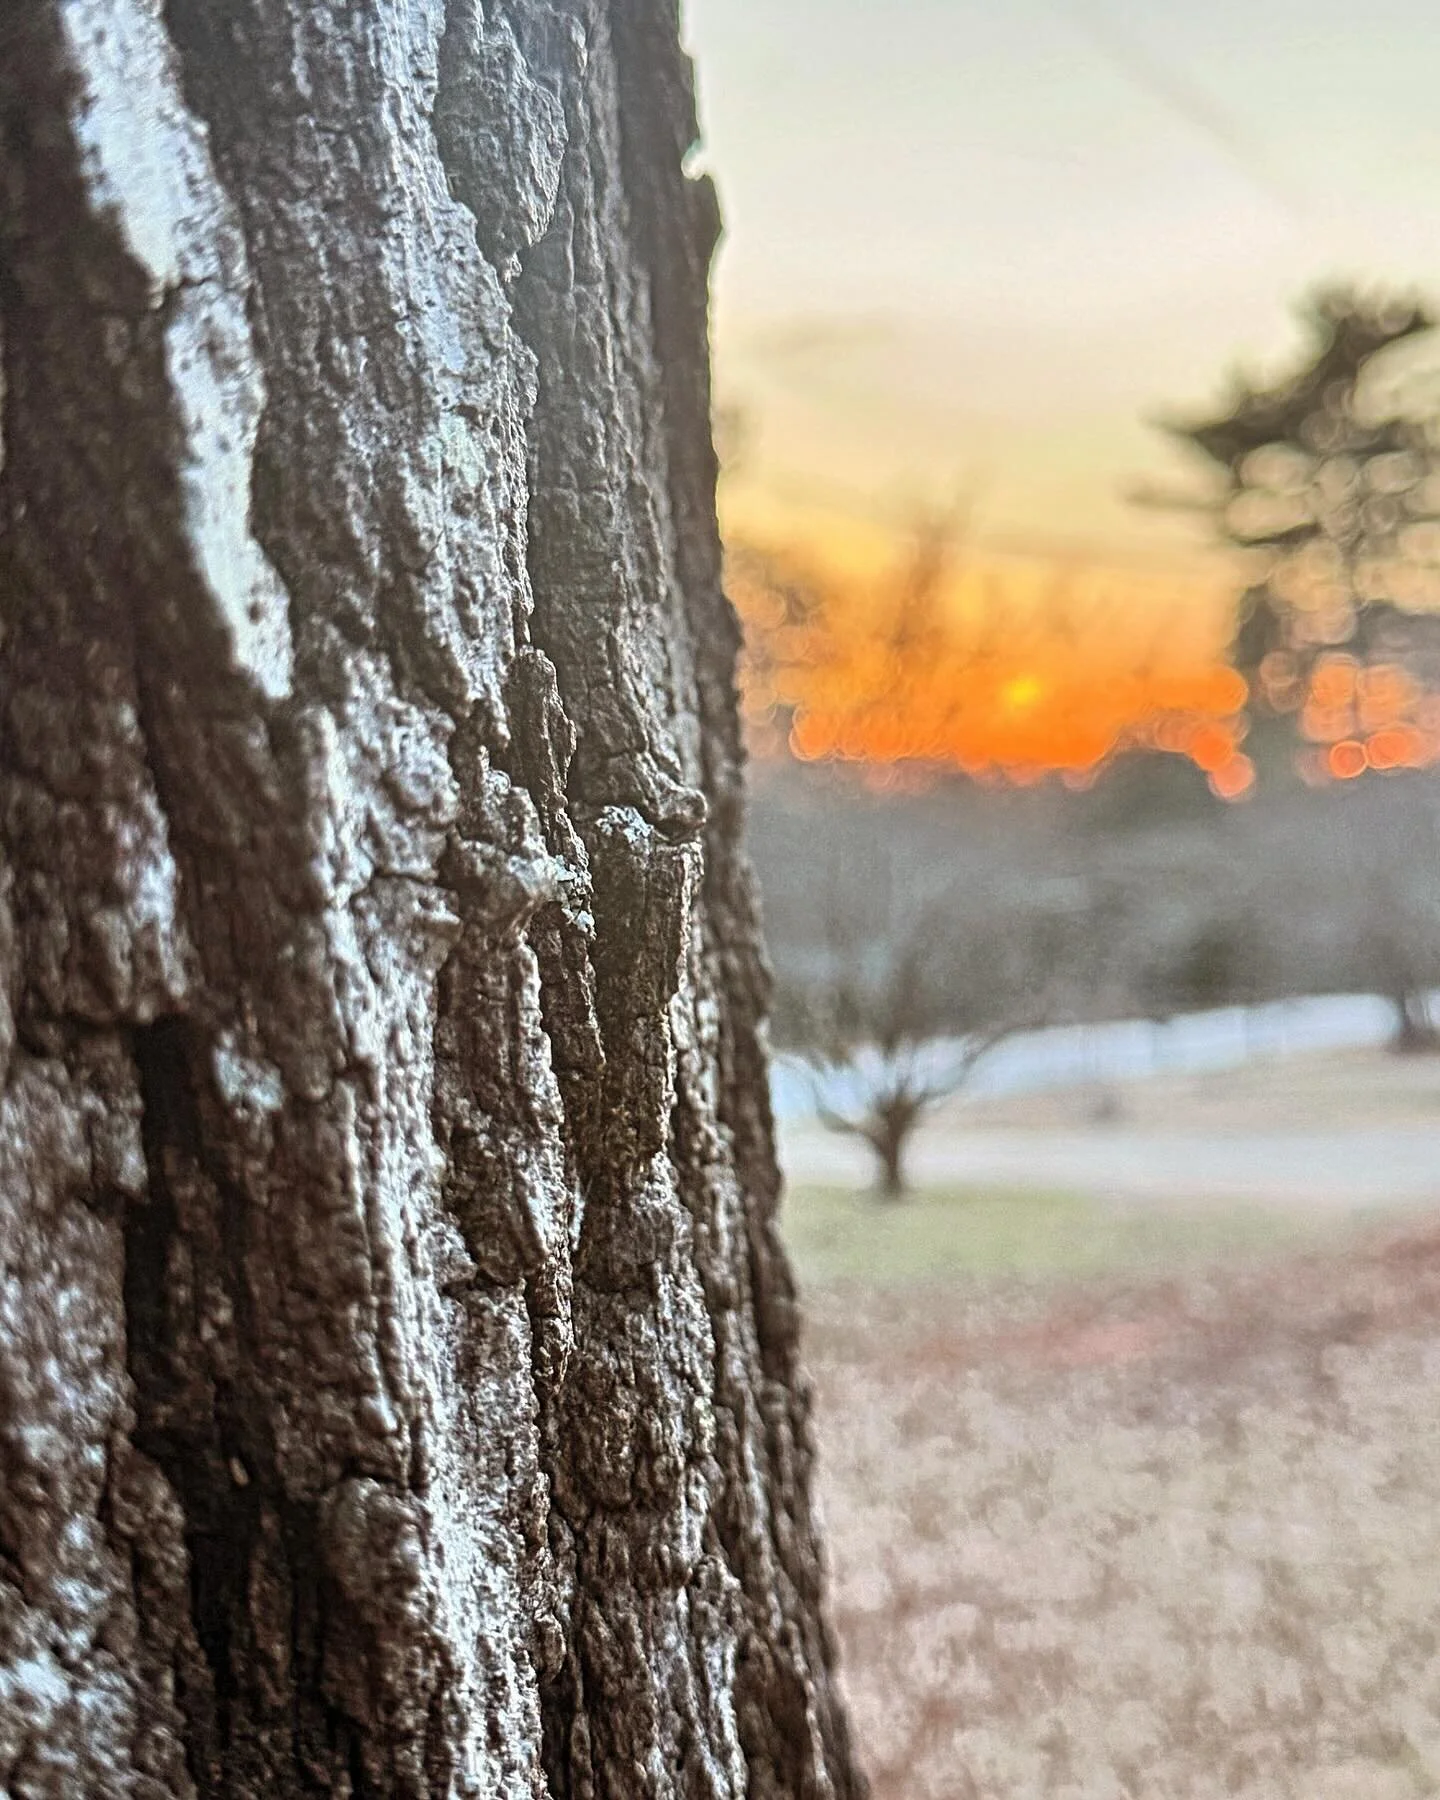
xmin=781 ymin=1180 xmax=1355 ymax=1289
xmin=783 ymin=1152 xmax=1440 ymax=1800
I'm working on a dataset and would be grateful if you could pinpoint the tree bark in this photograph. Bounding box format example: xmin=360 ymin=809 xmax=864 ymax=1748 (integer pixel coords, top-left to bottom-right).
xmin=0 ymin=4 xmax=864 ymax=1796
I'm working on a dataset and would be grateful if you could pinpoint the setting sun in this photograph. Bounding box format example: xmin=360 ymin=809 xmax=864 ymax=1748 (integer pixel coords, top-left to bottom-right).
xmin=1000 ymin=673 xmax=1045 ymax=714
xmin=727 ymin=526 xmax=1253 ymax=792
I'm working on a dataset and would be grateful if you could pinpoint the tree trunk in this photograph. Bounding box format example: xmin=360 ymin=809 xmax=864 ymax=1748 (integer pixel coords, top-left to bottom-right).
xmin=867 ymin=1124 xmax=910 ymax=1200
xmin=0 ymin=5 xmax=864 ymax=1797
xmin=1389 ymin=987 xmax=1439 ymax=1055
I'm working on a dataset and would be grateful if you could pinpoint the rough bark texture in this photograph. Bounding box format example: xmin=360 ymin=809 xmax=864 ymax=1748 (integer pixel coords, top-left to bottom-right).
xmin=0 ymin=4 xmax=864 ymax=1795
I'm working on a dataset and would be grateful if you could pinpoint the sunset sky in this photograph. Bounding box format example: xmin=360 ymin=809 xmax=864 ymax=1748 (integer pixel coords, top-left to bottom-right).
xmin=683 ymin=0 xmax=1440 ymax=580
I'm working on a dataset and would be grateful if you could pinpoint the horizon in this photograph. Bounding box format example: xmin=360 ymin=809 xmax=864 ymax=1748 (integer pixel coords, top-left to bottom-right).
xmin=683 ymin=0 xmax=1440 ymax=788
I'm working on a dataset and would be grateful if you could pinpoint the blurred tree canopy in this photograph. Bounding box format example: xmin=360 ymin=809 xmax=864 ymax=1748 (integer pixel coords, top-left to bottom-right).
xmin=1146 ymin=284 xmax=1440 ymax=784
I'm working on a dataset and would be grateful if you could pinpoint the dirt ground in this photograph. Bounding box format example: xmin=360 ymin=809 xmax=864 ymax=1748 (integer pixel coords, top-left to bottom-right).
xmin=786 ymin=1048 xmax=1440 ymax=1799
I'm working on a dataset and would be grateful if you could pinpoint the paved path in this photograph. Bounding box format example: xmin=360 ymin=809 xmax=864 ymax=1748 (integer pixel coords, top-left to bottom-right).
xmin=778 ymin=1121 xmax=1440 ymax=1210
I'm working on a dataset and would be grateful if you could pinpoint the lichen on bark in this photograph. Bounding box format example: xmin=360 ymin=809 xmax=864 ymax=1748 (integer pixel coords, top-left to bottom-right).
xmin=0 ymin=1 xmax=863 ymax=1796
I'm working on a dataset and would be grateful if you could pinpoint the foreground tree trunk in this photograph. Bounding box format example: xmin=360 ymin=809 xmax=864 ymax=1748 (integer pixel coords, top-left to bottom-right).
xmin=0 ymin=4 xmax=864 ymax=1795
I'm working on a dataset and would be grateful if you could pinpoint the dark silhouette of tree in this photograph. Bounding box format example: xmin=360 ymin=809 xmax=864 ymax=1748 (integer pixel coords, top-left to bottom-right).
xmin=1141 ymin=284 xmax=1440 ymax=771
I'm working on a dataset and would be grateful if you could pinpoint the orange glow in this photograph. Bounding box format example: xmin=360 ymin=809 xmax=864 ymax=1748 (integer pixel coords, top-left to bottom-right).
xmin=1327 ymin=739 xmax=1369 ymax=780
xmin=1209 ymin=753 xmax=1256 ymax=801
xmin=1291 ymin=655 xmax=1440 ymax=781
xmin=730 ymin=528 xmax=1440 ymax=794
xmin=1000 ymin=673 xmax=1045 ymax=713
xmin=1365 ymin=724 xmax=1426 ymax=770
xmin=1309 ymin=657 xmax=1357 ymax=709
xmin=728 ymin=532 xmax=1252 ymax=790
xmin=1184 ymin=720 xmax=1236 ymax=775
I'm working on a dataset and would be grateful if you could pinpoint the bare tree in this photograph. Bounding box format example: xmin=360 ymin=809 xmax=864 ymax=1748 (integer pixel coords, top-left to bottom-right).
xmin=773 ymin=861 xmax=1053 ymax=1197
xmin=0 ymin=5 xmax=863 ymax=1797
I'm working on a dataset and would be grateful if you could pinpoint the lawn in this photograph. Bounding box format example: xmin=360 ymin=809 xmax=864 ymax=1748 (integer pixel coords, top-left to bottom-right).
xmin=783 ymin=1177 xmax=1440 ymax=1800
xmin=781 ymin=1178 xmax=1353 ymax=1289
